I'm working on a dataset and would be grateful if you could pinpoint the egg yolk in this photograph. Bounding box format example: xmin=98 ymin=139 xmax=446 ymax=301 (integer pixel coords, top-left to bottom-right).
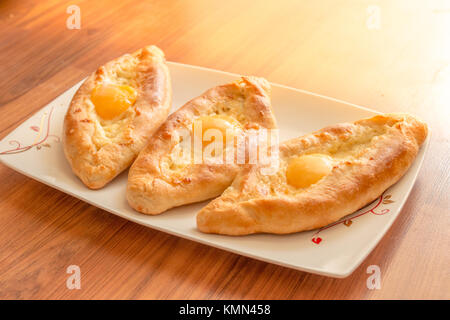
xmin=91 ymin=84 xmax=137 ymax=120
xmin=286 ymin=154 xmax=333 ymax=188
xmin=192 ymin=115 xmax=240 ymax=147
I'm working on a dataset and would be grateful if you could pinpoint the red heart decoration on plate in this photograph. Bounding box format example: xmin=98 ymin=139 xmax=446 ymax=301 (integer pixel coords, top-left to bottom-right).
xmin=312 ymin=237 xmax=322 ymax=244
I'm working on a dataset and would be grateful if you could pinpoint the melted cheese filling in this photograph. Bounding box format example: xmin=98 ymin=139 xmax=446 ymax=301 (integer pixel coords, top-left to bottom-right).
xmin=161 ymin=94 xmax=246 ymax=180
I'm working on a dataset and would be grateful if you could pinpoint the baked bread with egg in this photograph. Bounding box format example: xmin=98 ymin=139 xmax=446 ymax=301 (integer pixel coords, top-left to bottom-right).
xmin=197 ymin=113 xmax=427 ymax=235
xmin=63 ymin=45 xmax=172 ymax=189
xmin=127 ymin=76 xmax=277 ymax=214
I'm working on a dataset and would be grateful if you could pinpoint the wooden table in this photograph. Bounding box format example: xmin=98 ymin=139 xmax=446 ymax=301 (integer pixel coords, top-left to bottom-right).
xmin=0 ymin=0 xmax=448 ymax=299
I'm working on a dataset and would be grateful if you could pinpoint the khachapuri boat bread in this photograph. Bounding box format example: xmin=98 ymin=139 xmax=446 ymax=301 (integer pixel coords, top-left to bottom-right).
xmin=197 ymin=113 xmax=427 ymax=235
xmin=127 ymin=76 xmax=277 ymax=215
xmin=63 ymin=45 xmax=172 ymax=189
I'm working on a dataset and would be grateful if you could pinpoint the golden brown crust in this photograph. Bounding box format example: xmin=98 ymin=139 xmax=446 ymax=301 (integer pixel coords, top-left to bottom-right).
xmin=127 ymin=76 xmax=277 ymax=214
xmin=63 ymin=45 xmax=172 ymax=189
xmin=196 ymin=113 xmax=428 ymax=235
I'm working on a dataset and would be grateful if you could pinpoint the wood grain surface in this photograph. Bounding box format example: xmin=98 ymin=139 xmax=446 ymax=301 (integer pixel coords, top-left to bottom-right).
xmin=0 ymin=0 xmax=449 ymax=299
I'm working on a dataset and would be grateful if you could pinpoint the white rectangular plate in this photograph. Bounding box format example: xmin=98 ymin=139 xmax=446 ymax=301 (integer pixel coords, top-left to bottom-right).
xmin=0 ymin=62 xmax=429 ymax=277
